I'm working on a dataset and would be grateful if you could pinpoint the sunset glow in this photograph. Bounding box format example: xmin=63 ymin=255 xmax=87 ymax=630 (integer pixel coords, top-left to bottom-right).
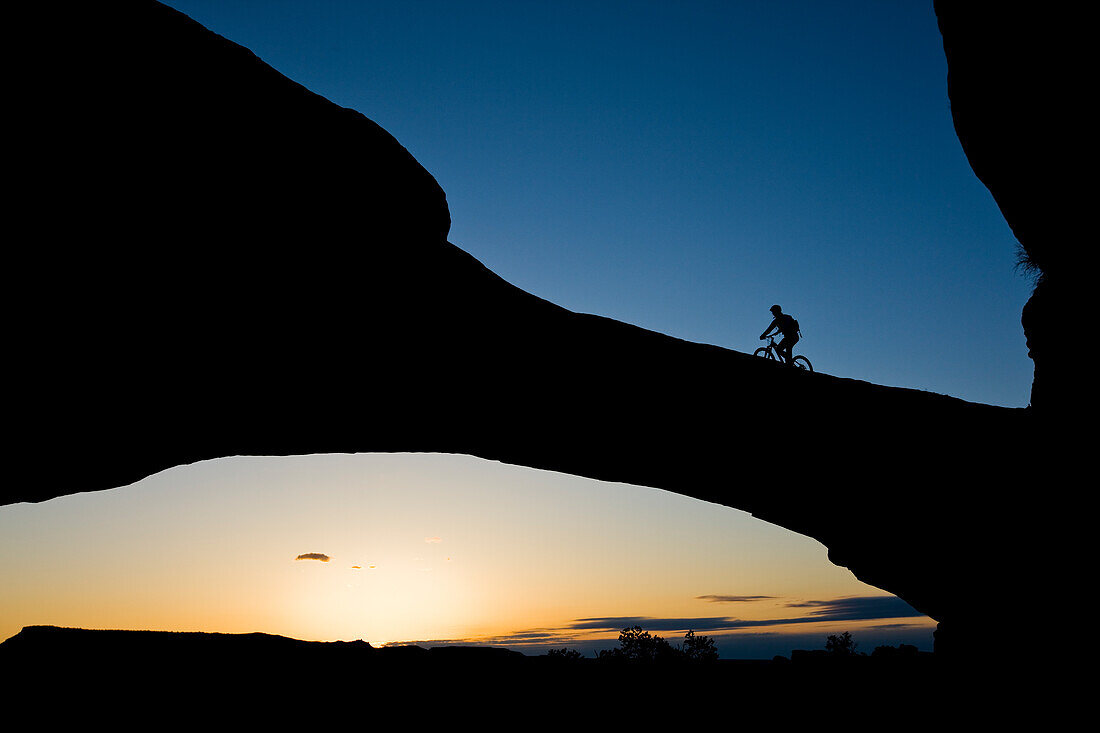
xmin=0 ymin=453 xmax=934 ymax=658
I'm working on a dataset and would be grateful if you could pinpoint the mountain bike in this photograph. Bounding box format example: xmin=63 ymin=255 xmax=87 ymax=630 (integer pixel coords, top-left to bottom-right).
xmin=754 ymin=334 xmax=813 ymax=372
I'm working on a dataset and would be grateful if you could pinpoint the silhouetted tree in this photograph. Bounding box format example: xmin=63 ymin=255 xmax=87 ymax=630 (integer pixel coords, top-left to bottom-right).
xmin=617 ymin=626 xmax=678 ymax=662
xmin=680 ymin=629 xmax=718 ymax=662
xmin=596 ymin=627 xmax=719 ymax=663
xmin=825 ymin=631 xmax=858 ymax=656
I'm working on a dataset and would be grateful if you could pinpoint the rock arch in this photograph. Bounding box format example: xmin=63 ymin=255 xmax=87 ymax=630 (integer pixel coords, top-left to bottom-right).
xmin=8 ymin=1 xmax=1078 ymax=658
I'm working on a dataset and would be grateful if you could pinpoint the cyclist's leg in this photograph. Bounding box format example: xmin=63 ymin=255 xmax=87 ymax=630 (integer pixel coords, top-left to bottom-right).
xmin=785 ymin=335 xmax=800 ymax=365
xmin=778 ymin=337 xmax=792 ymax=365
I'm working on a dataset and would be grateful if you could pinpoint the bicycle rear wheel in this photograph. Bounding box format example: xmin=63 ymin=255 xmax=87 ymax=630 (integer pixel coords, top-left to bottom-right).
xmin=753 ymin=347 xmax=774 ymax=361
xmin=791 ymin=355 xmax=813 ymax=372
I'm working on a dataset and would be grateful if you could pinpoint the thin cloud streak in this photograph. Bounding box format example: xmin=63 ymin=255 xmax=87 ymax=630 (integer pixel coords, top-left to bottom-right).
xmin=782 ymin=596 xmax=924 ymax=621
xmin=382 ymin=595 xmax=931 ymax=651
xmin=295 ymin=553 xmax=331 ymax=562
xmin=570 ymin=616 xmax=737 ymax=632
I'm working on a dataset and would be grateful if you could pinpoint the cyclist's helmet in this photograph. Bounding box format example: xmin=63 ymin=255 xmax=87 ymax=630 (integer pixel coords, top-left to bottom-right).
xmin=770 ymin=304 xmax=782 ymax=314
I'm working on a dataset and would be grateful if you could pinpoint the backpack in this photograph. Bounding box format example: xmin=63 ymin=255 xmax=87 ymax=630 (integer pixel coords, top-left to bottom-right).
xmin=781 ymin=313 xmax=800 ymax=338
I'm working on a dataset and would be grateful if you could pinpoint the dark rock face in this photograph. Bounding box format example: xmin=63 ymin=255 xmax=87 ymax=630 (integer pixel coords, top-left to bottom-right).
xmin=934 ymin=1 xmax=1088 ymax=416
xmin=6 ymin=1 xmax=1068 ymax=661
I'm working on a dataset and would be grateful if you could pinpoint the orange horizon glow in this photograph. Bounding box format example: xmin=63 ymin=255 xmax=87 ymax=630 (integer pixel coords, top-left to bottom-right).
xmin=0 ymin=453 xmax=935 ymax=655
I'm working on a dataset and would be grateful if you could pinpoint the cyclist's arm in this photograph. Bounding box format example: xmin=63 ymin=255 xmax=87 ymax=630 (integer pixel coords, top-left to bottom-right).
xmin=760 ymin=319 xmax=777 ymax=339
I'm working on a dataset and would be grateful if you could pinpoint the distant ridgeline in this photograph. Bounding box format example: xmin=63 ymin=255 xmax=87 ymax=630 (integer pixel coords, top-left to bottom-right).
xmin=0 ymin=625 xmax=939 ymax=697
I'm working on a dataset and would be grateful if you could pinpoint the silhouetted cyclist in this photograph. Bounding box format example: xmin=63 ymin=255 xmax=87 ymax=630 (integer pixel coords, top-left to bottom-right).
xmin=760 ymin=304 xmax=800 ymax=366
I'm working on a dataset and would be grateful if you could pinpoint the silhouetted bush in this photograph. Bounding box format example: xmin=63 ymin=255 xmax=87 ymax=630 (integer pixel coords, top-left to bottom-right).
xmin=545 ymin=647 xmax=583 ymax=661
xmin=681 ymin=629 xmax=718 ymax=662
xmin=1014 ymin=242 xmax=1044 ymax=285
xmin=618 ymin=626 xmax=677 ymax=662
xmin=825 ymin=631 xmax=858 ymax=657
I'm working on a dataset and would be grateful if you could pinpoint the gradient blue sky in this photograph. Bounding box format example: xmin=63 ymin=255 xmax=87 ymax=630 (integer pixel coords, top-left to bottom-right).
xmin=161 ymin=0 xmax=1032 ymax=408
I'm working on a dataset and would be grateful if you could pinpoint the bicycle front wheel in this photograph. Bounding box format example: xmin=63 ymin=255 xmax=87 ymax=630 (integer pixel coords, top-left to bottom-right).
xmin=753 ymin=347 xmax=774 ymax=361
xmin=791 ymin=355 xmax=813 ymax=372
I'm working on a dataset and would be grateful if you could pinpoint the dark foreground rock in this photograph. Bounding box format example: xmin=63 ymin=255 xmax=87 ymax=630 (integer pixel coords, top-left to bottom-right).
xmin=1 ymin=626 xmax=952 ymax=719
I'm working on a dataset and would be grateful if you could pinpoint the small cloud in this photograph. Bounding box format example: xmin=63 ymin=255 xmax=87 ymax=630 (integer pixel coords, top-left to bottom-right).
xmin=368 ymin=565 xmax=377 ymax=569
xmin=425 ymin=537 xmax=442 ymax=544
xmin=696 ymin=595 xmax=776 ymax=603
xmin=295 ymin=553 xmax=331 ymax=562
xmin=351 ymin=566 xmax=361 ymax=570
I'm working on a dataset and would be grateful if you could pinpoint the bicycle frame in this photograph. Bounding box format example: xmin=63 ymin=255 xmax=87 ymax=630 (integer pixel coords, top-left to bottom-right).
xmin=755 ymin=334 xmax=812 ymax=372
xmin=762 ymin=335 xmax=788 ymax=363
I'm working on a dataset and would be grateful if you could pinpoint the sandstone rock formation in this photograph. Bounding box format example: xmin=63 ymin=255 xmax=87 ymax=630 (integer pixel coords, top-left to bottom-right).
xmin=7 ymin=1 xmax=1076 ymax=659
xmin=935 ymin=1 xmax=1089 ymax=416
